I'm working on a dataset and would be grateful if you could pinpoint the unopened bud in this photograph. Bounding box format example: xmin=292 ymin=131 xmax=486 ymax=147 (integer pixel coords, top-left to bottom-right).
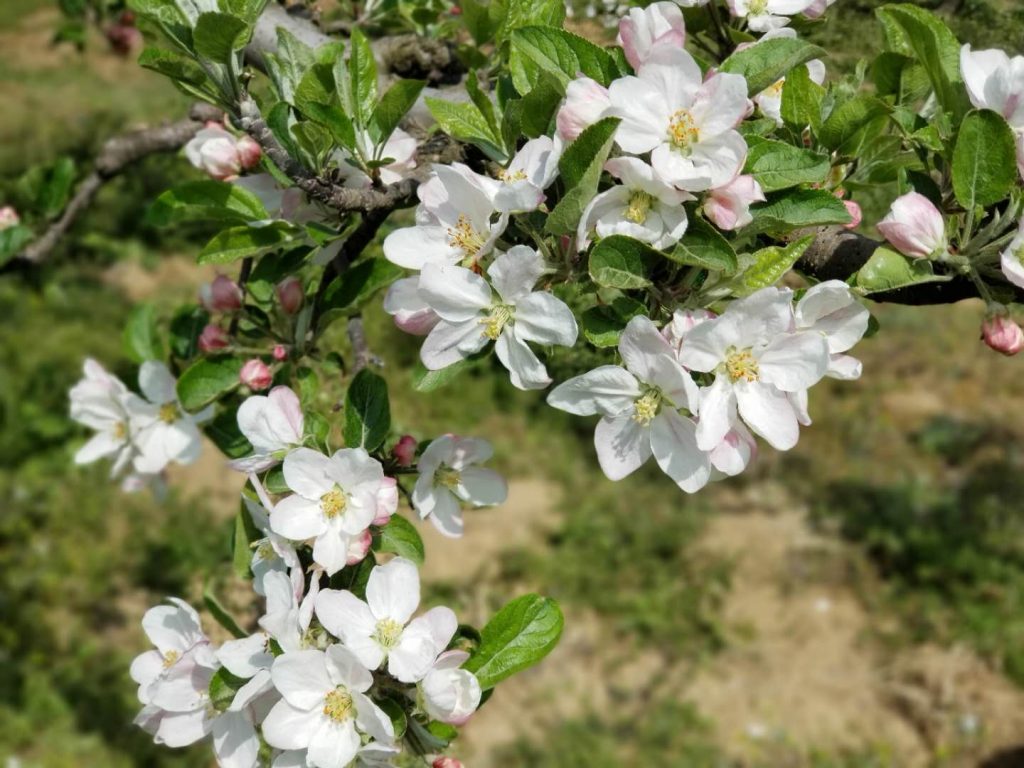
xmin=877 ymin=192 xmax=947 ymax=260
xmin=198 ymin=324 xmax=229 ymax=352
xmin=239 ymin=359 xmax=273 ymax=391
xmin=105 ymin=23 xmax=143 ymax=56
xmin=199 ymin=275 xmax=243 ymax=313
xmin=842 ymin=200 xmax=862 ymax=230
xmin=235 ymin=135 xmax=262 ymax=171
xmin=393 ymin=435 xmax=418 ymax=467
xmin=0 ymin=206 xmax=20 ymax=230
xmin=373 ymin=477 xmax=399 ymax=526
xmin=272 ymin=344 xmax=289 ymax=361
xmin=433 ymin=759 xmax=464 ymax=768
xmin=276 ymin=276 xmax=304 ymax=315
xmin=346 ymin=529 xmax=373 ymax=565
xmin=982 ymin=314 xmax=1024 ymax=356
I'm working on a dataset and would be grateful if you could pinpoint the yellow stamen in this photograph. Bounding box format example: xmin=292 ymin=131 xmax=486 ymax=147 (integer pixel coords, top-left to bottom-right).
xmin=479 ymin=305 xmax=514 ymax=340
xmin=447 ymin=214 xmax=486 ymax=259
xmin=113 ymin=421 xmax=127 ymax=440
xmin=322 ymin=687 xmax=354 ymax=722
xmin=724 ymin=348 xmax=759 ymax=383
xmin=436 ymin=466 xmax=461 ymax=490
xmin=158 ymin=403 xmax=180 ymax=424
xmin=668 ymin=109 xmax=699 ymax=151
xmin=162 ymin=650 xmax=180 ymax=669
xmin=624 ymin=190 xmax=655 ymax=224
xmin=320 ymin=487 xmax=347 ymax=519
xmin=373 ymin=618 xmax=404 ymax=649
xmin=764 ymin=79 xmax=784 ymax=98
xmin=632 ymin=389 xmax=663 ymax=426
xmin=749 ymin=0 xmax=769 ymax=14
xmin=499 ymin=168 xmax=528 ymax=182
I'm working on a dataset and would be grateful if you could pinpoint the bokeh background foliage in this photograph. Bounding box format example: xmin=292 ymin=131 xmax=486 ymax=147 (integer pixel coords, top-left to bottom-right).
xmin=4 ymin=0 xmax=1024 ymax=766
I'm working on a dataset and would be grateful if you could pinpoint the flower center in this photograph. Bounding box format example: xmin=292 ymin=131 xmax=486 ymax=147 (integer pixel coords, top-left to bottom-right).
xmin=320 ymin=487 xmax=348 ymax=519
xmin=749 ymin=0 xmax=768 ymax=14
xmin=436 ymin=466 xmax=461 ymax=490
xmin=254 ymin=539 xmax=276 ymax=561
xmin=499 ymin=168 xmax=527 ymax=182
xmin=373 ymin=618 xmax=404 ymax=650
xmin=479 ymin=304 xmax=514 ymax=340
xmin=668 ymin=109 xmax=699 ymax=151
xmin=632 ymin=388 xmax=663 ymax=426
xmin=624 ymin=190 xmax=655 ymax=224
xmin=725 ymin=347 xmax=760 ymax=382
xmin=162 ymin=650 xmax=180 ymax=669
xmin=447 ymin=214 xmax=486 ymax=259
xmin=158 ymin=403 xmax=180 ymax=424
xmin=113 ymin=421 xmax=128 ymax=440
xmin=322 ymin=687 xmax=354 ymax=723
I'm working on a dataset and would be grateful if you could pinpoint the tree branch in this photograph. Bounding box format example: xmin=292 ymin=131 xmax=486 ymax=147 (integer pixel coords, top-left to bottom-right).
xmin=18 ymin=103 xmax=223 ymax=264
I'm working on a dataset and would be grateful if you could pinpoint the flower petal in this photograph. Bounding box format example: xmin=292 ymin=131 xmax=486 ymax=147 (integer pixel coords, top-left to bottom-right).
xmin=495 ymin=331 xmax=551 ymax=390
xmin=594 ymin=414 xmax=652 ymax=481
xmin=735 ymin=380 xmax=799 ymax=450
xmin=547 ymin=366 xmax=640 ymax=416
xmin=650 ymin=409 xmax=711 ymax=493
xmin=366 ymin=557 xmax=420 ymax=624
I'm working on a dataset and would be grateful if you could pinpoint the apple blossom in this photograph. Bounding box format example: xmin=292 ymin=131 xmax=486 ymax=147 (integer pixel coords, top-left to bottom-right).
xmin=337 ymin=128 xmax=418 ymax=188
xmin=1000 ymin=217 xmax=1024 ymax=289
xmin=548 ymin=315 xmax=710 ymax=492
xmin=676 ymin=287 xmax=830 ymax=451
xmin=383 ymin=276 xmax=441 ymax=335
xmin=230 ymin=386 xmax=304 ymax=471
xmin=617 ymin=2 xmax=686 ymax=71
xmin=704 ymin=174 xmax=766 ymax=231
xmin=259 ymin=569 xmax=315 ymax=653
xmin=236 ymin=135 xmax=263 ymax=169
xmin=417 ymin=246 xmax=578 ymax=390
xmin=273 ymin=344 xmax=290 ymax=361
xmin=794 ymin=280 xmax=870 ymax=380
xmin=556 ymin=76 xmax=613 ymax=141
xmin=185 ymin=123 xmax=260 ymax=181
xmin=383 ymin=163 xmax=507 ymax=270
xmin=131 ymin=361 xmax=211 ymax=475
xmin=130 ymin=598 xmax=215 ymax=707
xmin=877 ymin=192 xmax=948 ymax=260
xmin=373 ymin=476 xmax=399 ymax=526
xmin=803 ymin=0 xmax=835 ymax=19
xmin=662 ymin=308 xmax=717 ymax=359
xmin=392 ymin=435 xmax=418 ymax=467
xmin=243 ymin=482 xmax=303 ymax=597
xmin=419 ymin=650 xmax=482 ymax=725
xmin=240 ymin=359 xmax=273 ymax=391
xmin=270 ymin=447 xmax=386 ymax=575
xmin=578 ymin=157 xmax=692 ymax=250
xmin=199 ymin=323 xmax=230 ymax=352
xmin=412 ymin=435 xmax=508 ymax=537
xmin=69 ymin=358 xmax=136 ymax=474
xmin=200 ymin=274 xmax=244 ymax=313
xmin=726 ymin=0 xmax=817 ymax=33
xmin=492 ymin=136 xmax=562 ymax=213
xmin=262 ymin=645 xmax=395 ymax=768
xmin=276 ymin=277 xmax=304 ymax=315
xmin=708 ymin=423 xmax=758 ymax=478
xmin=609 ymin=47 xmax=749 ymax=192
xmin=960 ymin=45 xmax=1024 ymax=130
xmin=982 ymin=314 xmax=1024 ymax=356
xmin=0 ymin=205 xmax=19 ymax=230
xmin=843 ymin=199 xmax=863 ymax=229
xmin=316 ymin=557 xmax=458 ymax=683
xmin=433 ymin=759 xmax=464 ymax=768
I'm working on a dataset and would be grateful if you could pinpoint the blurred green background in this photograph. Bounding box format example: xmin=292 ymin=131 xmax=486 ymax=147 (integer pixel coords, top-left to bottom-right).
xmin=4 ymin=1 xmax=1024 ymax=766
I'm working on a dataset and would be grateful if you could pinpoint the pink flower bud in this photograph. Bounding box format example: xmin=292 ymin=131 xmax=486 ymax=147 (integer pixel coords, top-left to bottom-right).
xmin=704 ymin=175 xmax=766 ymax=231
xmin=877 ymin=192 xmax=947 ymax=259
xmin=239 ymin=359 xmax=273 ymax=391
xmin=235 ymin=135 xmax=262 ymax=171
xmin=982 ymin=314 xmax=1024 ymax=356
xmin=105 ymin=23 xmax=143 ymax=56
xmin=199 ymin=275 xmax=243 ymax=313
xmin=556 ymin=77 xmax=612 ymax=142
xmin=373 ymin=477 xmax=399 ymax=526
xmin=272 ymin=344 xmax=289 ymax=361
xmin=275 ymin=276 xmax=304 ymax=315
xmin=433 ymin=759 xmax=464 ymax=768
xmin=617 ymin=2 xmax=686 ymax=70
xmin=0 ymin=205 xmax=19 ymax=230
xmin=803 ymin=0 xmax=835 ymax=19
xmin=198 ymin=324 xmax=229 ymax=352
xmin=843 ymin=200 xmax=862 ymax=229
xmin=185 ymin=125 xmax=242 ymax=181
xmin=393 ymin=435 xmax=418 ymax=467
xmin=346 ymin=529 xmax=373 ymax=565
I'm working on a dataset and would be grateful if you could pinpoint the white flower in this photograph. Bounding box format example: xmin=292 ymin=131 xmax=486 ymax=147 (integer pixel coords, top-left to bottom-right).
xmin=750 ymin=29 xmax=825 ymax=124
xmin=547 ymin=315 xmax=710 ymax=492
xmin=708 ymin=423 xmax=758 ymax=478
xmin=130 ymin=361 xmax=211 ymax=475
xmin=69 ymin=358 xmax=135 ymax=474
xmin=243 ymin=482 xmax=303 ymax=598
xmin=185 ymin=123 xmax=244 ymax=181
xmin=270 ymin=447 xmax=386 ymax=576
xmin=417 ymin=246 xmax=578 ymax=390
xmin=961 ymin=45 xmax=1024 ymax=131
xmin=1002 ymin=218 xmax=1024 ymax=289
xmin=383 ymin=163 xmax=508 ymax=270
xmin=556 ymin=76 xmax=613 ymax=141
xmin=578 ymin=157 xmax=692 ymax=251
xmin=260 ymin=569 xmax=317 ymax=654
xmin=262 ymin=645 xmax=395 ymax=768
xmin=677 ymin=287 xmax=830 ymax=452
xmin=316 ymin=557 xmax=458 ymax=683
xmin=617 ymin=1 xmax=686 ymax=70
xmin=793 ymin=280 xmax=870 ymax=380
xmin=492 ymin=136 xmax=562 ymax=213
xmin=726 ymin=0 xmax=817 ymax=33
xmin=609 ymin=47 xmax=749 ymax=192
xmin=337 ymin=128 xmax=418 ymax=188
xmin=130 ymin=598 xmax=216 ymax=708
xmin=412 ymin=435 xmax=508 ymax=537
xmin=419 ymin=650 xmax=482 ymax=725
xmin=273 ymin=745 xmax=401 ymax=768
xmin=383 ymin=276 xmax=441 ymax=336
xmin=230 ymin=386 xmax=305 ymax=472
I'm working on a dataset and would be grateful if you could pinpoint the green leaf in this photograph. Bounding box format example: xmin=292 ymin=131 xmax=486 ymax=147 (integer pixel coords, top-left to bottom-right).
xmin=464 ymin=594 xmax=564 ymax=690
xmin=294 ymin=62 xmax=337 ymax=117
xmin=952 ymin=109 xmax=1018 ymax=210
xmin=856 ymin=246 xmax=953 ymax=294
xmin=588 ymin=236 xmax=658 ymax=290
xmin=720 ymin=37 xmax=827 ymax=97
xmin=372 ymin=79 xmax=426 ymax=144
xmin=38 ymin=156 xmax=76 ymax=218
xmin=123 ymin=303 xmax=164 ymax=363
xmin=343 ymin=369 xmax=390 ymax=452
xmin=344 ymin=28 xmax=377 ymax=128
xmin=208 ymin=667 xmax=249 ymax=711
xmin=232 ymin=498 xmax=261 ymax=580
xmin=206 ymin=406 xmax=252 ymax=459
xmin=203 ymin=582 xmax=247 ymax=639
xmin=497 ymin=0 xmax=565 ymax=43
xmin=264 ymin=27 xmax=315 ymax=104
xmin=138 ymin=47 xmax=209 ymax=87
xmin=198 ymin=223 xmax=299 ymax=265
xmin=425 ymin=97 xmax=505 ymax=160
xmin=667 ymin=218 xmax=738 ymax=273
xmin=545 ymin=116 xmax=620 ymax=235
xmin=317 ymin=258 xmax=404 ymax=332
xmin=747 ymin=189 xmax=852 ymax=235
xmin=176 ymin=355 xmax=244 ymax=411
xmin=0 ymin=225 xmax=34 ymax=266
xmin=743 ymin=137 xmax=830 ymax=193
xmin=376 ymin=698 xmax=408 ymax=740
xmin=732 ymin=236 xmax=813 ymax=295
xmin=510 ymin=26 xmax=617 ymax=93
xmin=412 ymin=358 xmax=475 ymax=392
xmin=264 ymin=465 xmax=288 ymax=494
xmin=780 ymin=64 xmax=824 ymax=130
xmin=580 ymin=296 xmax=647 ymax=348
xmin=148 ymin=181 xmax=269 ymax=226
xmin=375 ymin=515 xmax=425 ymax=566
xmin=192 ymin=11 xmax=248 ymax=63
xmin=169 ymin=305 xmax=209 ymax=360
xmin=818 ymin=95 xmax=890 ymax=153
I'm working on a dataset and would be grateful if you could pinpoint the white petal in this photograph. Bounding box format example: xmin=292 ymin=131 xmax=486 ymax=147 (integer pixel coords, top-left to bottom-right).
xmin=546 ymin=366 xmax=640 ymax=416
xmin=619 ymin=315 xmax=676 ymax=381
xmin=271 ymin=651 xmax=331 ymax=710
xmin=420 ymin=320 xmax=490 ymax=370
xmin=594 ymin=414 xmax=652 ymax=481
xmin=139 ymin=361 xmax=177 ymax=404
xmin=382 ymin=224 xmax=459 ymax=269
xmin=353 ymin=691 xmax=396 ymax=743
xmin=315 ymin=589 xmax=376 ymax=644
xmin=367 ymin=557 xmax=420 ymax=624
xmin=695 ymin=376 xmax=738 ymax=451
xmin=495 ymin=331 xmax=551 ymax=390
xmin=650 ymin=409 xmax=711 ymax=493
xmin=307 ymin=717 xmax=360 ymax=768
xmin=455 ymin=466 xmax=508 ymax=506
xmin=514 ymin=292 xmax=578 ymax=347
xmin=419 ymin=262 xmax=493 ymax=322
xmin=283 ymin=448 xmax=335 ymax=499
xmin=488 ymin=245 xmax=545 ymax=302
xmin=212 ymin=711 xmax=259 ymax=768
xmin=757 ymin=332 xmax=829 ymax=392
xmin=735 ymin=381 xmax=799 ymax=450
xmin=324 ymin=644 xmax=374 ymax=693
xmin=312 ymin=527 xmax=353 ymax=576
xmin=270 ymin=495 xmax=326 ymax=541
xmin=154 ymin=709 xmax=213 ymax=747
xmin=217 ymin=633 xmax=272 ymax=679
xmin=262 ymin=700 xmax=320 ymax=751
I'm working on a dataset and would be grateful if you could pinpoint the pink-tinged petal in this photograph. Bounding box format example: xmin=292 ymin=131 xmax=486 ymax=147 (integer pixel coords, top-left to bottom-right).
xmin=283 ymin=448 xmax=335 ymax=499
xmin=709 ymin=423 xmax=757 ymax=477
xmin=877 ymin=192 xmax=947 ymax=259
xmin=735 ymin=380 xmax=800 ymax=450
xmin=271 ymin=650 xmax=332 ymax=709
xmin=695 ymin=376 xmax=738 ymax=451
xmin=650 ymin=408 xmax=711 ymax=493
xmin=420 ymin=320 xmax=490 ymax=371
xmin=270 ymin=494 xmax=326 ymax=541
xmin=594 ymin=414 xmax=653 ymax=481
xmin=384 ymin=276 xmax=440 ymax=336
xmin=617 ymin=1 xmax=686 ymax=70
xmin=455 ymin=466 xmax=508 ymax=507
xmin=557 ymin=76 xmax=612 ymax=141
xmin=1001 ymin=222 xmax=1024 ymax=289
xmin=704 ymin=174 xmax=765 ymax=231
xmin=757 ymin=331 xmax=829 ymax=392
xmin=367 ymin=557 xmax=420 ymax=624
xmin=692 ymin=72 xmax=750 ymax=134
xmin=547 ymin=366 xmax=641 ymax=417
xmin=495 ymin=331 xmax=551 ymax=390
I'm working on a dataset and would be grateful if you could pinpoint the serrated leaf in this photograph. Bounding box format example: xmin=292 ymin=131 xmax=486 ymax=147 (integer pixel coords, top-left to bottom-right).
xmin=198 ymin=223 xmax=299 ymax=265
xmin=952 ymin=109 xmax=1017 ymax=210
xmin=732 ymin=236 xmax=813 ymax=295
xmin=545 ymin=116 xmax=619 ymax=235
xmin=747 ymin=188 xmax=852 ymax=235
xmin=743 ymin=137 xmax=830 ymax=193
xmin=176 ymin=355 xmax=244 ymax=411
xmin=343 ymin=369 xmax=390 ymax=452
xmin=720 ymin=37 xmax=827 ymax=97
xmin=123 ymin=303 xmax=164 ymax=363
xmin=588 ymin=235 xmax=658 ymax=289
xmin=425 ymin=97 xmax=505 ymax=160
xmin=667 ymin=218 xmax=739 ymax=273
xmin=374 ymin=515 xmax=425 ymax=566
xmin=345 ymin=28 xmax=377 ymax=128
xmin=148 ymin=181 xmax=268 ymax=226
xmin=317 ymin=258 xmax=404 ymax=332
xmin=192 ymin=11 xmax=248 ymax=63
xmin=372 ymin=79 xmax=426 ymax=144
xmin=510 ymin=25 xmax=617 ymax=93
xmin=856 ymin=246 xmax=953 ymax=294
xmin=780 ymin=64 xmax=824 ymax=130
xmin=818 ymin=95 xmax=890 ymax=153
xmin=464 ymin=594 xmax=564 ymax=690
